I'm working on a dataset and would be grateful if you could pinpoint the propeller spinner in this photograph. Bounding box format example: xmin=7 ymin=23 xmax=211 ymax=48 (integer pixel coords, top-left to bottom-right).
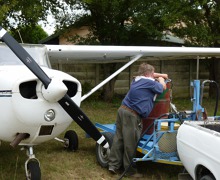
xmin=0 ymin=26 xmax=109 ymax=149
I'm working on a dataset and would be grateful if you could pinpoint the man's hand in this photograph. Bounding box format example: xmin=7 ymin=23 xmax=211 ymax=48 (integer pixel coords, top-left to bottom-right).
xmin=161 ymin=74 xmax=168 ymax=79
xmin=157 ymin=77 xmax=166 ymax=90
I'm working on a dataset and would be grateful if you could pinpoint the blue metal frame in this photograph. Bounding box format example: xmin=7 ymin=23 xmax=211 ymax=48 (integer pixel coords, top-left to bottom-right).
xmin=134 ymin=117 xmax=180 ymax=164
xmin=94 ymin=80 xmax=220 ymax=166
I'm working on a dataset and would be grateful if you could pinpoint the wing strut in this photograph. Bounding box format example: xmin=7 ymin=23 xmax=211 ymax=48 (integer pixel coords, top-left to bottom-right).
xmin=81 ymin=54 xmax=143 ymax=101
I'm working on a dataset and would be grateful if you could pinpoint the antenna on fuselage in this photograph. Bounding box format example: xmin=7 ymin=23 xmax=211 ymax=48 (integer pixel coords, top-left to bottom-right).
xmin=17 ymin=30 xmax=24 ymax=43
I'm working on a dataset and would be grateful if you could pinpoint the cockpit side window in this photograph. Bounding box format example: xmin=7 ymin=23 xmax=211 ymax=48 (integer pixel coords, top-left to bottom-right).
xmin=0 ymin=46 xmax=23 ymax=65
xmin=0 ymin=44 xmax=51 ymax=68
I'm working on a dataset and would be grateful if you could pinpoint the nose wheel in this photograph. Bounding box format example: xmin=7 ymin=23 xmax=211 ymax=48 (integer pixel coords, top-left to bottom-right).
xmin=24 ymin=146 xmax=41 ymax=180
xmin=26 ymin=160 xmax=41 ymax=180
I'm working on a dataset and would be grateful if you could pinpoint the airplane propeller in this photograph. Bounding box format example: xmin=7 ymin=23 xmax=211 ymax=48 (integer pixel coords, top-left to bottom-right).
xmin=0 ymin=26 xmax=109 ymax=149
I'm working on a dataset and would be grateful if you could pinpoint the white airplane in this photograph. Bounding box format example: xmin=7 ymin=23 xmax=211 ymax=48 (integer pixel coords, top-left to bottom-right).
xmin=0 ymin=27 xmax=110 ymax=180
xmin=1 ymin=25 xmax=220 ymax=180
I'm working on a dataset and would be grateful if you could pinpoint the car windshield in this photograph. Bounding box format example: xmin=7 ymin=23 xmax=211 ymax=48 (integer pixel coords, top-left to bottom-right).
xmin=0 ymin=43 xmax=51 ymax=68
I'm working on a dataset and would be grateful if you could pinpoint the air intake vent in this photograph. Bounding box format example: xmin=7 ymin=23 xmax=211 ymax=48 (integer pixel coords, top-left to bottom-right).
xmin=39 ymin=125 xmax=54 ymax=136
xmin=63 ymin=80 xmax=78 ymax=97
xmin=19 ymin=81 xmax=37 ymax=99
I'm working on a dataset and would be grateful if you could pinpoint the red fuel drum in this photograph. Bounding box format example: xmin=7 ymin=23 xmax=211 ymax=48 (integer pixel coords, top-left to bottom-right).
xmin=142 ymin=82 xmax=171 ymax=134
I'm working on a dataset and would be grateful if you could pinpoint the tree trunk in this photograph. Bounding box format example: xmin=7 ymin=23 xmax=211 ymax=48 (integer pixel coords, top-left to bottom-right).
xmin=102 ymin=63 xmax=119 ymax=102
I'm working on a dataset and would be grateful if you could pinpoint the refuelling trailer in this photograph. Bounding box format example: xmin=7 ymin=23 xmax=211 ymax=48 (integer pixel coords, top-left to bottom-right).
xmin=94 ymin=79 xmax=220 ymax=178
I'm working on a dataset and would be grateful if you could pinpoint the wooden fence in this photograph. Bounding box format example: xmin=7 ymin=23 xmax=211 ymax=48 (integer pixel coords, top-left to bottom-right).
xmin=51 ymin=58 xmax=210 ymax=98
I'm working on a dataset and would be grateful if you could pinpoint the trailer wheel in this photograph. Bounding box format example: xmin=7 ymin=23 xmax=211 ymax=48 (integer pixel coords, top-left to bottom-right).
xmin=64 ymin=130 xmax=78 ymax=151
xmin=96 ymin=132 xmax=114 ymax=168
xmin=200 ymin=174 xmax=215 ymax=180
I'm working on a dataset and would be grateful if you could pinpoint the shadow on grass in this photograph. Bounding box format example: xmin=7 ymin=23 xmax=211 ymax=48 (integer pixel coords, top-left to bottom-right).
xmin=137 ymin=161 xmax=183 ymax=180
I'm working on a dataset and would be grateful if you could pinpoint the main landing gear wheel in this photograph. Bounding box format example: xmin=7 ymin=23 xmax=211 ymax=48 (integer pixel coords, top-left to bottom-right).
xmin=64 ymin=130 xmax=78 ymax=151
xmin=96 ymin=132 xmax=114 ymax=168
xmin=200 ymin=174 xmax=215 ymax=180
xmin=26 ymin=161 xmax=41 ymax=180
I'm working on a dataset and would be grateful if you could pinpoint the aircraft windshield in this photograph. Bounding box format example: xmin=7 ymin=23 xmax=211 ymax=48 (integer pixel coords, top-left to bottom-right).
xmin=0 ymin=43 xmax=51 ymax=68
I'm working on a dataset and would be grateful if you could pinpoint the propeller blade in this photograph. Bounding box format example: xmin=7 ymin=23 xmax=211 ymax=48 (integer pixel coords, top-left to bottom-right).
xmin=0 ymin=26 xmax=109 ymax=148
xmin=59 ymin=94 xmax=109 ymax=147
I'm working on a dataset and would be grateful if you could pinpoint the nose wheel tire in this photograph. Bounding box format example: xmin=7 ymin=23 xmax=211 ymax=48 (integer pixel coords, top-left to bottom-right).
xmin=95 ymin=132 xmax=114 ymax=168
xmin=64 ymin=130 xmax=78 ymax=151
xmin=26 ymin=161 xmax=41 ymax=180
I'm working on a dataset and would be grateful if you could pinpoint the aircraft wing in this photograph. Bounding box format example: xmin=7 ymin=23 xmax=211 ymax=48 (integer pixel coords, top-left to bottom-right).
xmin=46 ymin=45 xmax=220 ymax=63
xmin=45 ymin=45 xmax=220 ymax=101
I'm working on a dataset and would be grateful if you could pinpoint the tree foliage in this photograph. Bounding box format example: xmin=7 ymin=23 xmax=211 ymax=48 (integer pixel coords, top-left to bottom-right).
xmin=171 ymin=0 xmax=220 ymax=47
xmin=59 ymin=0 xmax=220 ymax=48
xmin=1 ymin=0 xmax=219 ymax=46
xmin=0 ymin=0 xmax=69 ymax=30
xmin=10 ymin=25 xmax=48 ymax=43
xmin=62 ymin=0 xmax=185 ymax=45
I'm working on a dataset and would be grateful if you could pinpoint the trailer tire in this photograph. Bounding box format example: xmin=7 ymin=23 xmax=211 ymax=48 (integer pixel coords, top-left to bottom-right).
xmin=96 ymin=132 xmax=114 ymax=168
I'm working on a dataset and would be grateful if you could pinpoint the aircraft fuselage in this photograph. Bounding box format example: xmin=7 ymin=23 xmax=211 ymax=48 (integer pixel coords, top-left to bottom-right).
xmin=0 ymin=44 xmax=82 ymax=146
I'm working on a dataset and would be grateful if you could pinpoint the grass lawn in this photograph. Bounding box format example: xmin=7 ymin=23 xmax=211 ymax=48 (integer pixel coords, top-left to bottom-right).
xmin=0 ymin=97 xmax=219 ymax=180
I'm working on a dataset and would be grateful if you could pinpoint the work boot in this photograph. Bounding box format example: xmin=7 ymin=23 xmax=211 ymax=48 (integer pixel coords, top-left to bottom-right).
xmin=108 ymin=167 xmax=121 ymax=175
